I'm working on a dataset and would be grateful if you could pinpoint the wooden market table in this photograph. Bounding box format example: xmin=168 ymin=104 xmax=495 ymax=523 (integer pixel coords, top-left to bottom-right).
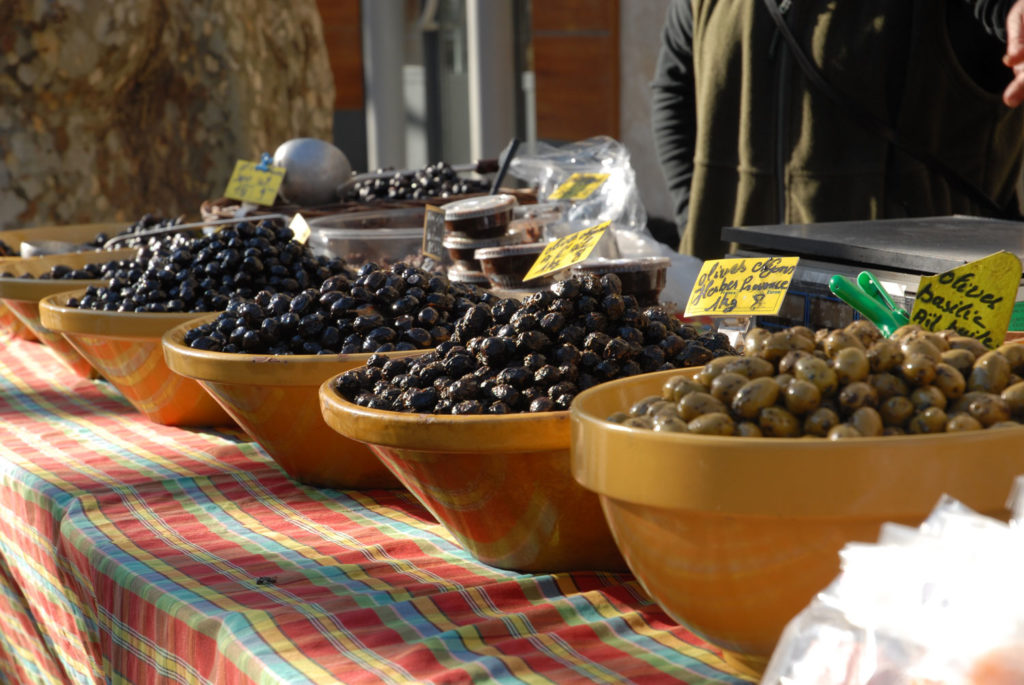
xmin=0 ymin=337 xmax=752 ymax=684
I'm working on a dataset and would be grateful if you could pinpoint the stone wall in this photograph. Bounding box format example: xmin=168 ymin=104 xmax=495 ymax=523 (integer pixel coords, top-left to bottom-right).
xmin=0 ymin=0 xmax=335 ymax=229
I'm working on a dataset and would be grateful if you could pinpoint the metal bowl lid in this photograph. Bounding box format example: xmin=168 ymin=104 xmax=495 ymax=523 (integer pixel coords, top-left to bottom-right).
xmin=474 ymin=241 xmax=548 ymax=260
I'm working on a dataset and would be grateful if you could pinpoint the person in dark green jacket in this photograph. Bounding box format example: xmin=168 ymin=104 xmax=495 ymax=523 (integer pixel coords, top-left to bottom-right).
xmin=653 ymin=0 xmax=1024 ymax=260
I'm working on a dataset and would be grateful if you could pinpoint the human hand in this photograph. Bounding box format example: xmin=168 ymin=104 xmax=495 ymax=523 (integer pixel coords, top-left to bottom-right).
xmin=1003 ymin=0 xmax=1024 ymax=107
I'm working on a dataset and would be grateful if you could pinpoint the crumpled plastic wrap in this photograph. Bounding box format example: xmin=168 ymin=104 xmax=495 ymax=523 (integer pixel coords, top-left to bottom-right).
xmin=509 ymin=136 xmax=701 ymax=309
xmin=762 ymin=480 xmax=1024 ymax=685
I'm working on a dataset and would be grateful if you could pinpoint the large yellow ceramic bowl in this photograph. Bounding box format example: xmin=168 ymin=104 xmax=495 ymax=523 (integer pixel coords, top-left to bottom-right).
xmin=570 ymin=368 xmax=1024 ymax=677
xmin=39 ymin=289 xmax=233 ymax=427
xmin=319 ymin=378 xmax=628 ymax=574
xmin=0 ymin=248 xmax=139 ymax=378
xmin=0 ymin=222 xmax=126 ymax=342
xmin=163 ymin=316 xmax=407 ymax=489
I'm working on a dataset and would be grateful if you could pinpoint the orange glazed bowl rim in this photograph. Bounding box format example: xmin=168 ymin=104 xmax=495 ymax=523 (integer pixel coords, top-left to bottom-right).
xmin=570 ymin=368 xmax=1024 ymax=519
xmin=319 ymin=376 xmax=571 ymax=453
xmin=39 ymin=288 xmax=216 ymax=339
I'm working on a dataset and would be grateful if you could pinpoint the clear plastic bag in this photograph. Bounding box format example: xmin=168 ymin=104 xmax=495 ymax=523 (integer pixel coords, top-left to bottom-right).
xmin=762 ymin=491 xmax=1024 ymax=684
xmin=509 ymin=136 xmax=701 ymax=310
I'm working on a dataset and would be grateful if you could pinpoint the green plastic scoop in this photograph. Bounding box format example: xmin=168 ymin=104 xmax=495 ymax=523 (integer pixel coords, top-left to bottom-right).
xmin=828 ymin=271 xmax=910 ymax=338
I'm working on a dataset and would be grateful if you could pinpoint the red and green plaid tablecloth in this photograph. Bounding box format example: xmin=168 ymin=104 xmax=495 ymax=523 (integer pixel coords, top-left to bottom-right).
xmin=0 ymin=338 xmax=752 ymax=684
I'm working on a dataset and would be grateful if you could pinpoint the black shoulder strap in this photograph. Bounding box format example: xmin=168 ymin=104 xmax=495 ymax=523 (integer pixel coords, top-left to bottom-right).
xmin=761 ymin=0 xmax=1009 ymax=217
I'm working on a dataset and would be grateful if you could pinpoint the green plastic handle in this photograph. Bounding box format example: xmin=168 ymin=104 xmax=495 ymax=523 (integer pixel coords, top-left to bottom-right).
xmin=856 ymin=271 xmax=910 ymax=320
xmin=828 ymin=274 xmax=908 ymax=338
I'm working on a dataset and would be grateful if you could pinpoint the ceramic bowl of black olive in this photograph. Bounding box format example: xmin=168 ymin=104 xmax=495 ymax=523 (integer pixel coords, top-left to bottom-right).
xmin=570 ymin=366 xmax=1024 ymax=677
xmin=319 ymin=378 xmax=629 ymax=574
xmin=0 ymin=247 xmax=141 ymax=377
xmin=39 ymin=288 xmax=234 ymax=427
xmin=162 ymin=314 xmax=418 ymax=489
xmin=0 ymin=222 xmax=128 ymax=343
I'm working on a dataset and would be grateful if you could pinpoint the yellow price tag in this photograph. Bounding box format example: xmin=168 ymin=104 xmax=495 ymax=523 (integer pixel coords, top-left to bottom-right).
xmin=289 ymin=213 xmax=311 ymax=245
xmin=548 ymin=172 xmax=610 ymax=201
xmin=910 ymin=250 xmax=1021 ymax=348
xmin=685 ymin=256 xmax=799 ymax=317
xmin=224 ymin=159 xmax=286 ymax=207
xmin=523 ymin=222 xmax=610 ymax=281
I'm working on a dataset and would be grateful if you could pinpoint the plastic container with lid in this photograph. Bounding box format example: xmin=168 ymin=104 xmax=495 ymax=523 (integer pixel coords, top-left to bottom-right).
xmin=307 ymin=208 xmax=426 ymax=266
xmin=442 ymin=232 xmax=523 ymax=272
xmin=447 ymin=266 xmax=492 ymax=289
xmin=442 ymin=193 xmax=518 ymax=239
xmin=571 ymin=257 xmax=671 ymax=307
xmin=474 ymin=242 xmax=553 ymax=289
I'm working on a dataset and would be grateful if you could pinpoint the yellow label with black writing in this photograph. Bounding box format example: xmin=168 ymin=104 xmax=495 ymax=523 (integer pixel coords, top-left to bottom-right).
xmin=685 ymin=256 xmax=800 ymax=317
xmin=224 ymin=159 xmax=286 ymax=207
xmin=547 ymin=172 xmax=610 ymax=201
xmin=523 ymin=222 xmax=610 ymax=281
xmin=909 ymin=251 xmax=1020 ymax=348
xmin=289 ymin=213 xmax=311 ymax=245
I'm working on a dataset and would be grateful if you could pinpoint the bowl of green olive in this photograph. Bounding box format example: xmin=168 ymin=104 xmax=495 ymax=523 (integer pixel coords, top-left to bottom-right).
xmin=570 ymin=320 xmax=1024 ymax=677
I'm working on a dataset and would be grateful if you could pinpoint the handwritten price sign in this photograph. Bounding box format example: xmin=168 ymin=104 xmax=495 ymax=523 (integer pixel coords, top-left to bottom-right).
xmin=685 ymin=256 xmax=799 ymax=317
xmin=522 ymin=222 xmax=610 ymax=281
xmin=909 ymin=250 xmax=1020 ymax=349
xmin=224 ymin=159 xmax=286 ymax=207
xmin=548 ymin=172 xmax=610 ymax=201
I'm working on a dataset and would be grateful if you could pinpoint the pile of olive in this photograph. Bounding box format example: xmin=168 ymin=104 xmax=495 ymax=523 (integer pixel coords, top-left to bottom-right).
xmin=611 ymin=320 xmax=1024 ymax=438
xmin=343 ymin=162 xmax=490 ymax=203
xmin=66 ymin=219 xmax=350 ymax=313
xmin=333 ymin=272 xmax=737 ymax=415
xmin=89 ymin=213 xmax=187 ymax=249
xmin=184 ymin=261 xmax=494 ymax=355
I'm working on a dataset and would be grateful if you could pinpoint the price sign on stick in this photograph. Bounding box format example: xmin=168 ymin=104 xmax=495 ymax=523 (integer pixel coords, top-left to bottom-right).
xmin=224 ymin=157 xmax=286 ymax=207
xmin=548 ymin=172 xmax=610 ymax=201
xmin=909 ymin=250 xmax=1021 ymax=349
xmin=422 ymin=205 xmax=446 ymax=262
xmin=522 ymin=222 xmax=610 ymax=281
xmin=685 ymin=256 xmax=799 ymax=317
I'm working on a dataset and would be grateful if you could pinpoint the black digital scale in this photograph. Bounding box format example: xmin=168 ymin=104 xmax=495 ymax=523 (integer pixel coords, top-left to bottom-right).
xmin=721 ymin=215 xmax=1024 ymax=330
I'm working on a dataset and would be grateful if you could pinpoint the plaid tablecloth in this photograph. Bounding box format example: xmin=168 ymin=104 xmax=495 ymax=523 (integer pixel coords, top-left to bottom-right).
xmin=0 ymin=338 xmax=753 ymax=684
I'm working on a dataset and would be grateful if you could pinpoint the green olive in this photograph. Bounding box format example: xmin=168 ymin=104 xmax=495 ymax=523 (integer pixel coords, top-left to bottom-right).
xmin=629 ymin=395 xmax=665 ymax=417
xmin=723 ymin=356 xmax=775 ymax=379
xmin=968 ymin=351 xmax=1011 ymax=394
xmin=687 ymin=412 xmax=736 ymax=435
xmin=890 ymin=323 xmax=924 ymax=341
xmin=653 ymin=415 xmax=689 ymax=432
xmin=803 ymin=406 xmax=840 ymax=437
xmin=910 ymin=385 xmax=947 ymax=412
xmin=822 ymin=329 xmax=865 ymax=358
xmin=734 ymin=421 xmax=763 ymax=437
xmin=947 ymin=335 xmax=988 ymax=359
xmin=662 ymin=375 xmax=706 ymax=402
xmin=901 ymin=354 xmax=937 ymax=386
xmin=907 ymin=407 xmax=948 ymax=434
xmin=988 ymin=420 xmax=1024 ymax=430
xmin=742 ymin=327 xmax=772 ymax=356
xmin=761 ymin=329 xmax=814 ymax=363
xmin=832 ymin=346 xmax=870 ymax=384
xmin=1000 ymin=380 xmax=1024 ymax=417
xmin=866 ymin=339 xmax=903 ymax=373
xmin=882 ymin=426 xmax=906 ymax=436
xmin=710 ymin=372 xmax=749 ymax=405
xmin=849 ymin=406 xmax=884 ymax=436
xmin=946 ymin=414 xmax=983 ymax=432
xmin=677 ymin=391 xmax=728 ymax=421
xmin=606 ymin=411 xmax=629 ymax=424
xmin=695 ymin=355 xmax=745 ymax=386
xmin=932 ymin=363 xmax=966 ymax=400
xmin=784 ymin=379 xmax=822 ymax=415
xmin=868 ymin=372 xmax=909 ymax=401
xmin=623 ymin=416 xmax=655 ymax=430
xmin=844 ymin=319 xmax=882 ymax=347
xmin=997 ymin=342 xmax=1024 ymax=374
xmin=793 ymin=356 xmax=839 ymax=397
xmin=758 ymin=406 xmax=802 ymax=437
xmin=940 ymin=348 xmax=976 ymax=377
xmin=879 ymin=395 xmax=915 ymax=427
xmin=838 ymin=381 xmax=879 ymax=414
xmin=775 ymin=373 xmax=795 ymax=390
xmin=965 ymin=392 xmax=1011 ymax=426
xmin=731 ymin=377 xmax=781 ymax=420
xmin=949 ymin=390 xmax=990 ymax=416
xmin=900 ymin=337 xmax=942 ymax=363
xmin=778 ymin=349 xmax=812 ymax=375
xmin=827 ymin=424 xmax=863 ymax=439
